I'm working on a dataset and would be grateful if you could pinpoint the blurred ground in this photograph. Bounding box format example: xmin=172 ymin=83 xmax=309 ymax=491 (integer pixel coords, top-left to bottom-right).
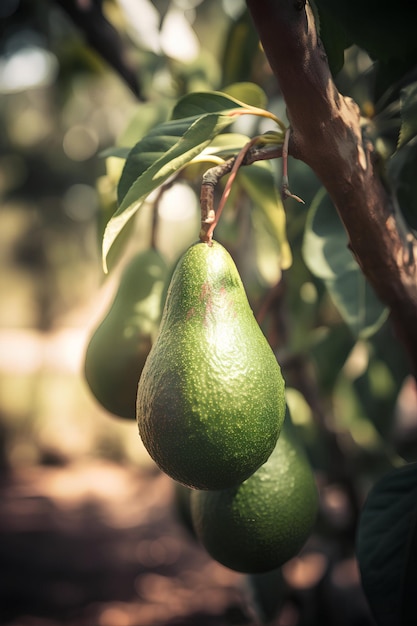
xmin=0 ymin=327 xmax=377 ymax=626
xmin=0 ymin=460 xmax=251 ymax=626
xmin=0 ymin=456 xmax=377 ymax=626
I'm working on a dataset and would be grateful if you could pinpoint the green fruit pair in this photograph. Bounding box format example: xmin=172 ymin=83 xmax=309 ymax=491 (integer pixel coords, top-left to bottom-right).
xmin=86 ymin=238 xmax=317 ymax=574
xmin=84 ymin=248 xmax=167 ymax=420
xmin=136 ymin=240 xmax=286 ymax=491
xmin=191 ymin=420 xmax=319 ymax=573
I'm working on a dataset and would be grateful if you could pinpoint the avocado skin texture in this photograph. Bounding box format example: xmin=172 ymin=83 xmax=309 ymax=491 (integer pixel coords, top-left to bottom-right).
xmin=84 ymin=248 xmax=167 ymax=420
xmin=190 ymin=420 xmax=318 ymax=573
xmin=136 ymin=241 xmax=286 ymax=490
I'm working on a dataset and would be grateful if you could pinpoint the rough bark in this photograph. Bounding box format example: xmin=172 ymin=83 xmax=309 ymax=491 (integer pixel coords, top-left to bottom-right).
xmin=246 ymin=0 xmax=417 ymax=376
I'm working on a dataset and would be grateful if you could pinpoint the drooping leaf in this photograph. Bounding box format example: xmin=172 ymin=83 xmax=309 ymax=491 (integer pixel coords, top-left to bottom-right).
xmin=357 ymin=462 xmax=417 ymax=626
xmin=302 ymin=188 xmax=388 ymax=338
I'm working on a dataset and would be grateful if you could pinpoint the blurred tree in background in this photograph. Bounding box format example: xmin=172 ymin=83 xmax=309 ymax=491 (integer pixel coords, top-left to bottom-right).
xmin=1 ymin=1 xmax=417 ymax=625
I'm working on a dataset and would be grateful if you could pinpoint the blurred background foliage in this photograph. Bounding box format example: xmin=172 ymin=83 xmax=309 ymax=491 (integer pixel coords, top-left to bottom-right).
xmin=0 ymin=0 xmax=246 ymax=468
xmin=1 ymin=0 xmax=417 ymax=624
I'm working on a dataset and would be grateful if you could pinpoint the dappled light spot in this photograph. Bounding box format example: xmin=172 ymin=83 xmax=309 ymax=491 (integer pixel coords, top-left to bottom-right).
xmin=160 ymin=9 xmax=200 ymax=62
xmin=98 ymin=604 xmax=131 ymax=626
xmin=282 ymin=552 xmax=328 ymax=589
xmin=63 ymin=184 xmax=98 ymax=222
xmin=63 ymin=125 xmax=99 ymax=161
xmin=0 ymin=44 xmax=58 ymax=93
xmin=321 ymin=483 xmax=353 ymax=529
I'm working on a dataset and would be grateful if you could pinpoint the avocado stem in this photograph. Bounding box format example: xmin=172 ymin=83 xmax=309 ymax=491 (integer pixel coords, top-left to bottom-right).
xmin=199 ymin=140 xmax=286 ymax=243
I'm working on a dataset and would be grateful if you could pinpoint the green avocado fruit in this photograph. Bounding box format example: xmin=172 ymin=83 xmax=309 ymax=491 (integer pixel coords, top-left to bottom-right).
xmin=136 ymin=240 xmax=286 ymax=490
xmin=190 ymin=421 xmax=319 ymax=573
xmin=84 ymin=248 xmax=167 ymax=419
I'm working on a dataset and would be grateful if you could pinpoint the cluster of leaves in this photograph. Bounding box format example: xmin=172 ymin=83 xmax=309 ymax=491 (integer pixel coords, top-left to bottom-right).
xmin=95 ymin=4 xmax=417 ymax=624
xmin=102 ymin=83 xmax=290 ymax=275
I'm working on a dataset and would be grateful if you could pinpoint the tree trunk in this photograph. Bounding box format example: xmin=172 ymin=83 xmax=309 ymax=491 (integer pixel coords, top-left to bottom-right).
xmin=246 ymin=0 xmax=417 ymax=377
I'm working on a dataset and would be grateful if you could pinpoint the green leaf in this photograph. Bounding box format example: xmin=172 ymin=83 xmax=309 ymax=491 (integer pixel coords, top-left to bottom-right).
xmin=100 ymin=101 xmax=173 ymax=162
xmin=302 ymin=188 xmax=388 ymax=338
xmin=99 ymin=147 xmax=131 ymax=160
xmin=102 ymin=87 xmax=278 ymax=271
xmin=118 ymin=100 xmax=173 ymax=148
xmin=223 ymin=82 xmax=268 ymax=111
xmin=103 ymin=113 xmax=238 ymax=271
xmin=357 ymin=463 xmax=417 ymax=626
xmin=398 ymin=82 xmax=417 ymax=149
xmin=171 ymin=90 xmax=249 ymax=120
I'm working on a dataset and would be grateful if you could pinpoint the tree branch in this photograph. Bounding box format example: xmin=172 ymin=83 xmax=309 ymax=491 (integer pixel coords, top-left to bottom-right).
xmin=246 ymin=0 xmax=417 ymax=377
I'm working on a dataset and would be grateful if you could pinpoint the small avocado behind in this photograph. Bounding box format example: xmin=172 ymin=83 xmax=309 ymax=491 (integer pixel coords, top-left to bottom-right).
xmin=136 ymin=240 xmax=286 ymax=490
xmin=84 ymin=248 xmax=168 ymax=419
xmin=190 ymin=419 xmax=319 ymax=574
